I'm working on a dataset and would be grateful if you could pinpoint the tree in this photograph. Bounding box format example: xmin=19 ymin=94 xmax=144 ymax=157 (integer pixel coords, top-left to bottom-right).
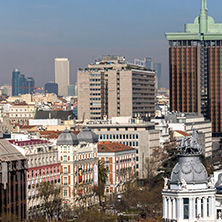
xmin=37 ymin=182 xmax=62 ymax=221
xmin=156 ymin=139 xmax=179 ymax=180
xmin=145 ymin=146 xmax=167 ymax=187
xmin=76 ymin=207 xmax=117 ymax=222
xmin=94 ymin=160 xmax=108 ymax=207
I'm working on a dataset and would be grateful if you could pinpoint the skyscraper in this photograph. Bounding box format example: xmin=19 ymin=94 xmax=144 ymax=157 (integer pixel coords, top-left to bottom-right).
xmin=154 ymin=63 xmax=162 ymax=89
xmin=12 ymin=69 xmax=35 ymax=96
xmin=165 ymin=0 xmax=222 ymax=135
xmin=55 ymin=58 xmax=70 ymax=97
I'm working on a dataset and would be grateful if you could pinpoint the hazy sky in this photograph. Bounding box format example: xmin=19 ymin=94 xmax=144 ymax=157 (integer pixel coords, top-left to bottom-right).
xmin=0 ymin=0 xmax=222 ymax=88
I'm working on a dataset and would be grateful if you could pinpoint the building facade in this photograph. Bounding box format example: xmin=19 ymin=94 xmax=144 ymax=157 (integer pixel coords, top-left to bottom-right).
xmin=86 ymin=116 xmax=160 ymax=179
xmin=78 ymin=55 xmax=155 ymax=121
xmin=9 ymin=138 xmax=60 ymax=219
xmin=57 ymin=128 xmax=98 ymax=207
xmin=98 ymin=142 xmax=136 ymax=195
xmin=9 ymin=103 xmax=36 ymax=125
xmin=166 ymin=0 xmax=222 ymax=135
xmin=0 ymin=139 xmax=27 ymax=220
xmin=152 ymin=112 xmax=212 ymax=156
xmin=55 ymin=58 xmax=70 ymax=97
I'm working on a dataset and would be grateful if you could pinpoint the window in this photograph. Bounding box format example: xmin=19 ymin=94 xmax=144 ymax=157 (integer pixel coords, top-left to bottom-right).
xmin=201 ymin=198 xmax=203 ymax=217
xmin=207 ymin=198 xmax=209 ymax=217
xmin=64 ymin=155 xmax=67 ymax=162
xmin=183 ymin=198 xmax=189 ymax=219
xmin=64 ymin=167 xmax=68 ymax=174
xmin=64 ymin=190 xmax=68 ymax=197
xmin=64 ymin=177 xmax=68 ymax=185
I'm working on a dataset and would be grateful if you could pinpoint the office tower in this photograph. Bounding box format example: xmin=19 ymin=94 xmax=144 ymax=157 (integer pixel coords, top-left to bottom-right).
xmin=68 ymin=84 xmax=75 ymax=96
xmin=144 ymin=57 xmax=153 ymax=70
xmin=154 ymin=63 xmax=162 ymax=89
xmin=165 ymin=0 xmax=222 ymax=135
xmin=12 ymin=68 xmax=35 ymax=96
xmin=44 ymin=82 xmax=58 ymax=95
xmin=12 ymin=68 xmax=20 ymax=96
xmin=55 ymin=58 xmax=70 ymax=97
xmin=78 ymin=55 xmax=155 ymax=120
xmin=26 ymin=77 xmax=35 ymax=94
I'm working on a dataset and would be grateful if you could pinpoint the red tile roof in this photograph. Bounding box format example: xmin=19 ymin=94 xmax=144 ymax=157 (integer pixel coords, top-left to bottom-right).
xmin=98 ymin=142 xmax=135 ymax=153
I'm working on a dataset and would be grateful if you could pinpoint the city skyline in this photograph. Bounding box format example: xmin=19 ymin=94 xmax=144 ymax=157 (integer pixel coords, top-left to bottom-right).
xmin=0 ymin=0 xmax=222 ymax=88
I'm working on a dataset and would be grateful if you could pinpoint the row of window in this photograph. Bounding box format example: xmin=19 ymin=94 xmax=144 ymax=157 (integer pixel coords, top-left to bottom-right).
xmin=99 ymin=134 xmax=139 ymax=140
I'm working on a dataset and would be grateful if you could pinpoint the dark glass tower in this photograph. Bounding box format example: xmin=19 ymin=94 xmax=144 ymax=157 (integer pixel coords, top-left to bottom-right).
xmin=12 ymin=68 xmax=20 ymax=96
xmin=12 ymin=69 xmax=35 ymax=96
xmin=44 ymin=82 xmax=58 ymax=95
xmin=166 ymin=0 xmax=222 ymax=135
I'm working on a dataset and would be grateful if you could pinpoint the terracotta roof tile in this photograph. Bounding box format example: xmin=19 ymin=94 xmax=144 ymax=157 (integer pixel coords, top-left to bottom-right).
xmin=98 ymin=142 xmax=135 ymax=153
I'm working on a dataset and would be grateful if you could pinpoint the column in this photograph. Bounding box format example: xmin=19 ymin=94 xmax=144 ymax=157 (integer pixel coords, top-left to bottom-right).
xmin=172 ymin=198 xmax=176 ymax=219
xmin=203 ymin=197 xmax=207 ymax=218
xmin=189 ymin=198 xmax=194 ymax=220
xmin=209 ymin=196 xmax=216 ymax=219
xmin=177 ymin=197 xmax=183 ymax=219
xmin=163 ymin=196 xmax=167 ymax=219
xmin=197 ymin=197 xmax=201 ymax=218
xmin=168 ymin=198 xmax=172 ymax=220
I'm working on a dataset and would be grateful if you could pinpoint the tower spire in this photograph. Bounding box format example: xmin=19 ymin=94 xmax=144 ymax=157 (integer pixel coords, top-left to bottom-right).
xmin=200 ymin=0 xmax=208 ymax=33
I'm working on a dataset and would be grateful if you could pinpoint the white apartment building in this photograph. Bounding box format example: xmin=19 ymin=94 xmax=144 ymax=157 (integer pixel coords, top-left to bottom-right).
xmin=8 ymin=103 xmax=36 ymax=125
xmin=86 ymin=116 xmax=160 ymax=179
xmin=152 ymin=112 xmax=212 ymax=156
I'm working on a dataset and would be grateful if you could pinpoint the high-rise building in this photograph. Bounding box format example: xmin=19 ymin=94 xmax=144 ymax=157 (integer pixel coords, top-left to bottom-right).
xmin=154 ymin=63 xmax=162 ymax=88
xmin=12 ymin=68 xmax=35 ymax=96
xmin=144 ymin=57 xmax=153 ymax=70
xmin=44 ymin=82 xmax=58 ymax=95
xmin=165 ymin=0 xmax=222 ymax=135
xmin=55 ymin=58 xmax=70 ymax=97
xmin=68 ymin=84 xmax=75 ymax=96
xmin=26 ymin=77 xmax=35 ymax=94
xmin=78 ymin=55 xmax=156 ymax=121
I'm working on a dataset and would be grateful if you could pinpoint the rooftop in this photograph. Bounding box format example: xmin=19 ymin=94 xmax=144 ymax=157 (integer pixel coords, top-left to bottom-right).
xmin=98 ymin=141 xmax=135 ymax=153
xmin=0 ymin=140 xmax=25 ymax=162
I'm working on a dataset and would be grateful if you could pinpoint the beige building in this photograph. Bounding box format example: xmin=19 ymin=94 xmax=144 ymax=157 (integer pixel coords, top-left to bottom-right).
xmin=78 ymin=55 xmax=155 ymax=121
xmin=9 ymin=103 xmax=36 ymax=125
xmin=55 ymin=58 xmax=70 ymax=97
xmin=86 ymin=116 xmax=160 ymax=179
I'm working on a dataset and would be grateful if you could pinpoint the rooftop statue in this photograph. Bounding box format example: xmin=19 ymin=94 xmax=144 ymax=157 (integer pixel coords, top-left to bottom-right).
xmin=177 ymin=130 xmax=202 ymax=155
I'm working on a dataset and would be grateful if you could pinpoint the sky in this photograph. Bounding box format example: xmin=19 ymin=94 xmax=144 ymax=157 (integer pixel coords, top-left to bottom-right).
xmin=0 ymin=0 xmax=222 ymax=88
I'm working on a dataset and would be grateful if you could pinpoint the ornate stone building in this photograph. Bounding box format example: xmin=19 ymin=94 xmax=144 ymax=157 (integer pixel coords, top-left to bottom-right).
xmin=162 ymin=131 xmax=216 ymax=221
xmin=57 ymin=128 xmax=98 ymax=208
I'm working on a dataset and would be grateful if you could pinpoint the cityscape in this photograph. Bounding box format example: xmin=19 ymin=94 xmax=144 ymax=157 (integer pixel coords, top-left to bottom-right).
xmin=1 ymin=0 xmax=222 ymax=221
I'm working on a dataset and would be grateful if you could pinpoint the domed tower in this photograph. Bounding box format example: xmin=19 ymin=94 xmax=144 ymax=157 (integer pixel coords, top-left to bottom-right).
xmin=162 ymin=130 xmax=216 ymax=221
